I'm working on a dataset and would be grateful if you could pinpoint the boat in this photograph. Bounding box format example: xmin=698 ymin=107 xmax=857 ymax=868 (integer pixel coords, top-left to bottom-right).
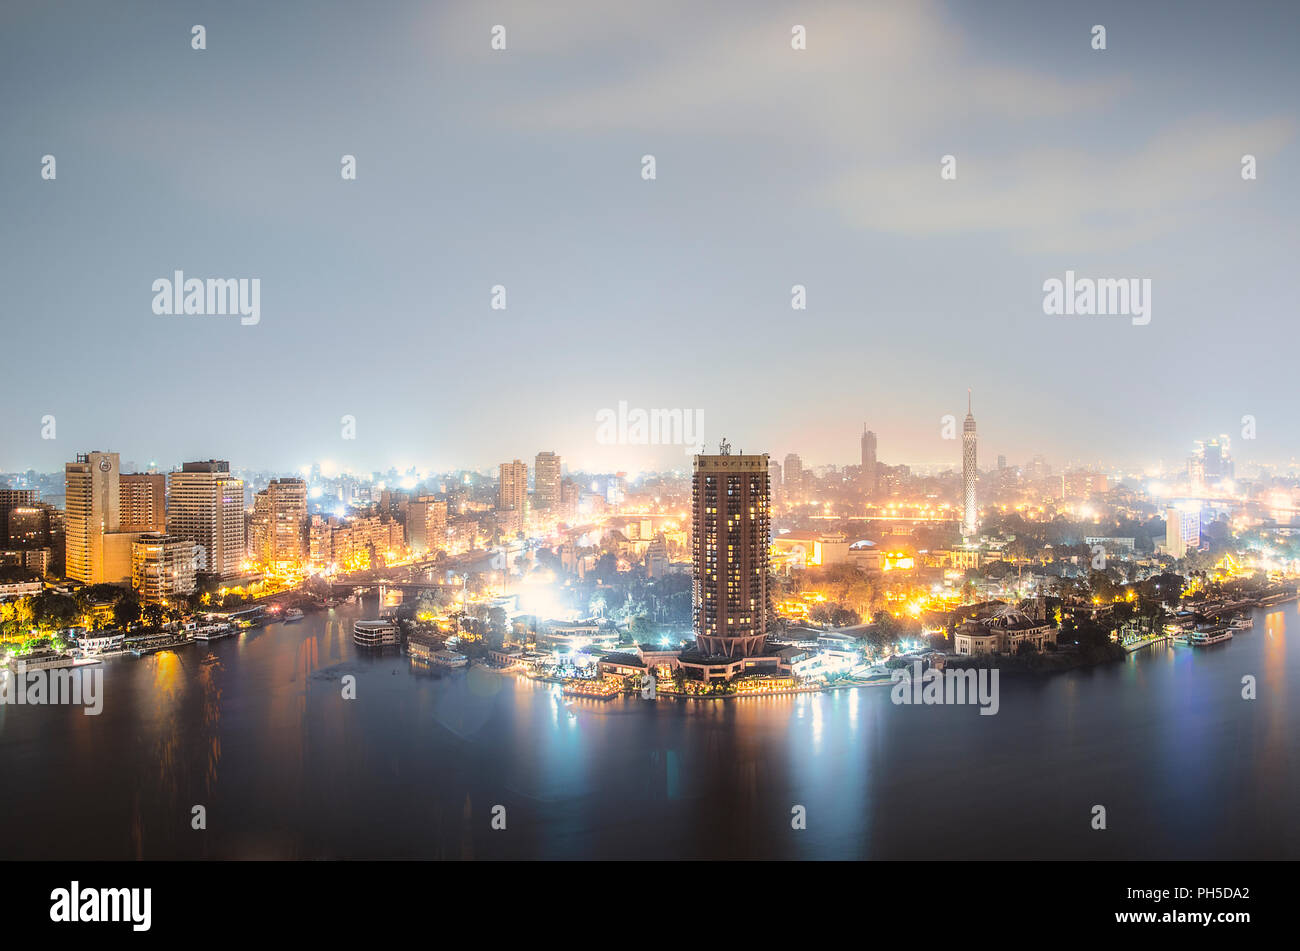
xmin=431 ymin=650 xmax=469 ymax=669
xmin=1187 ymin=626 xmax=1234 ymax=646
xmin=1229 ymin=616 xmax=1254 ymax=630
xmin=7 ymin=650 xmax=77 ymax=672
xmin=353 ymin=619 xmax=400 ymax=648
xmin=193 ymin=623 xmax=236 ymax=641
xmin=127 ymin=633 xmax=193 ymax=656
xmin=74 ymin=631 xmax=126 ymax=655
xmin=283 ymin=608 xmax=304 ymax=622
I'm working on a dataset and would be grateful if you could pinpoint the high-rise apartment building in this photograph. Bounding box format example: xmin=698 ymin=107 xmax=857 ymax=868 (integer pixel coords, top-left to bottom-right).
xmin=1165 ymin=505 xmax=1201 ymax=559
xmin=1064 ymin=469 xmax=1110 ymax=500
xmin=0 ymin=488 xmax=38 ymax=545
xmin=534 ymin=451 xmax=561 ymax=510
xmin=250 ymin=478 xmax=308 ymax=571
xmin=119 ymin=473 xmax=166 ymax=532
xmin=6 ymin=504 xmax=51 ymax=547
xmin=782 ymin=453 xmax=803 ymax=499
xmin=64 ymin=451 xmax=121 ymax=584
xmin=860 ymin=427 xmax=877 ymax=496
xmin=498 ymin=460 xmax=528 ymax=513
xmin=692 ymin=444 xmax=771 ymax=658
xmin=407 ymin=496 xmax=448 ymax=554
xmin=962 ymin=392 xmax=978 ymax=538
xmin=167 ymin=461 xmax=246 ymax=579
xmin=131 ymin=533 xmax=198 ymax=605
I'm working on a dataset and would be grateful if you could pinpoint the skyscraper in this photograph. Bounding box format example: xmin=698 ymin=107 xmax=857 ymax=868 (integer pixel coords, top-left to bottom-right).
xmin=783 ymin=452 xmax=803 ymax=499
xmin=534 ymin=451 xmax=561 ymax=510
xmin=64 ymin=451 xmax=120 ymax=584
xmin=860 ymin=427 xmax=877 ymax=495
xmin=498 ymin=460 xmax=528 ymax=513
xmin=692 ymin=442 xmax=771 ymax=658
xmin=962 ymin=391 xmax=978 ymax=538
xmin=167 ymin=461 xmax=246 ymax=580
xmin=1165 ymin=505 xmax=1201 ymax=559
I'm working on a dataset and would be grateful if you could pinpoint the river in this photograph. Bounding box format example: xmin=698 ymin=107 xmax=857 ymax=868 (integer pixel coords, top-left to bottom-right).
xmin=0 ymin=602 xmax=1295 ymax=859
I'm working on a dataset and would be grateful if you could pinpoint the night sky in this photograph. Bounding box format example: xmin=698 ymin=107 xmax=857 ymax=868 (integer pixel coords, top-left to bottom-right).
xmin=2 ymin=0 xmax=1296 ymax=475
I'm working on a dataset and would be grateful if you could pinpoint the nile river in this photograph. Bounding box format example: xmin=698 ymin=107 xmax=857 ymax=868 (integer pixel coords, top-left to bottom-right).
xmin=1 ymin=602 xmax=1296 ymax=859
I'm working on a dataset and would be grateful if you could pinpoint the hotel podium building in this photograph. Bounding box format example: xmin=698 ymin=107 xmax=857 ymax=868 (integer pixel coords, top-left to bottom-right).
xmin=691 ymin=446 xmax=772 ymax=658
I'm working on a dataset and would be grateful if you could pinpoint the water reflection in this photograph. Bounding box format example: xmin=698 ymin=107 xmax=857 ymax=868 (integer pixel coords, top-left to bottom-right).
xmin=0 ymin=602 xmax=1297 ymax=859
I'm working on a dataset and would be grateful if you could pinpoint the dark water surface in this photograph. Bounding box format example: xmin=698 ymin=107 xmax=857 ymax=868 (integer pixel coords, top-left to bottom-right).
xmin=1 ymin=603 xmax=1296 ymax=859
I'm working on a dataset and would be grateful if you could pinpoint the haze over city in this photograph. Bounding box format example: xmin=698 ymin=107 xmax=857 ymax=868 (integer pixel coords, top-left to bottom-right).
xmin=2 ymin=0 xmax=1298 ymax=474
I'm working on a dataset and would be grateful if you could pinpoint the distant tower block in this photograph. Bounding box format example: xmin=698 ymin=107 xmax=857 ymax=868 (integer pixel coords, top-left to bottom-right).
xmin=962 ymin=390 xmax=978 ymax=538
xmin=860 ymin=426 xmax=877 ymax=495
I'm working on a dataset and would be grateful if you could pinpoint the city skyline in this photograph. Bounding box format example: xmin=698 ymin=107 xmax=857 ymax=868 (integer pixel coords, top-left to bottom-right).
xmin=4 ymin=0 xmax=1299 ymax=909
xmin=0 ymin=418 xmax=1277 ymax=485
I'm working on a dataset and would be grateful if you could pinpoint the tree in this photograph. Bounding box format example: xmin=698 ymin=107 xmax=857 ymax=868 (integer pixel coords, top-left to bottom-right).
xmin=629 ymin=615 xmax=654 ymax=642
xmin=141 ymin=602 xmax=165 ymax=630
xmin=113 ymin=597 xmax=142 ymax=630
xmin=486 ymin=605 xmax=509 ymax=647
xmin=31 ymin=591 xmax=79 ymax=631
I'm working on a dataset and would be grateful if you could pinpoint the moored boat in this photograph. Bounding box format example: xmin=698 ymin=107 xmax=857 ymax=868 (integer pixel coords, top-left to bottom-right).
xmin=1187 ymin=625 xmax=1234 ymax=646
xmin=193 ymin=623 xmax=236 ymax=641
xmin=353 ymin=619 xmax=400 ymax=648
xmin=7 ymin=650 xmax=77 ymax=672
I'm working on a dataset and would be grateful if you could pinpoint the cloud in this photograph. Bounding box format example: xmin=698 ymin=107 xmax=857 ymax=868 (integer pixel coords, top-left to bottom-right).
xmin=826 ymin=115 xmax=1295 ymax=251
xmin=435 ymin=0 xmax=1292 ymax=252
xmin=463 ymin=0 xmax=1124 ymax=141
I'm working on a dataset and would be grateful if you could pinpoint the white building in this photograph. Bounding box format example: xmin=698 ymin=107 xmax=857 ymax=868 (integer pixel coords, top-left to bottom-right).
xmin=1165 ymin=505 xmax=1200 ymax=559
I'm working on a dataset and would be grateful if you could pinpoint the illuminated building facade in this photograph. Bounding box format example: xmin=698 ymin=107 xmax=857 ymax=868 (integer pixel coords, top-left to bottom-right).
xmin=691 ymin=444 xmax=771 ymax=658
xmin=1165 ymin=505 xmax=1201 ymax=559
xmin=953 ymin=607 xmax=1057 ymax=655
xmin=309 ymin=515 xmax=403 ymax=570
xmin=250 ymin=478 xmax=308 ymax=571
xmin=6 ymin=505 xmax=49 ymax=545
xmin=783 ymin=453 xmax=802 ymax=499
xmin=860 ymin=427 xmax=877 ymax=496
xmin=119 ymin=473 xmax=166 ymax=532
xmin=130 ymin=533 xmax=198 ymax=605
xmin=406 ymin=496 xmax=447 ymax=553
xmin=534 ymin=451 xmax=561 ymax=510
xmin=962 ymin=392 xmax=978 ymax=538
xmin=64 ymin=451 xmax=121 ymax=584
xmin=1064 ymin=469 xmax=1109 ymax=500
xmin=498 ymin=460 xmax=528 ymax=513
xmin=0 ymin=488 xmax=38 ymax=545
xmin=167 ymin=461 xmax=245 ymax=580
